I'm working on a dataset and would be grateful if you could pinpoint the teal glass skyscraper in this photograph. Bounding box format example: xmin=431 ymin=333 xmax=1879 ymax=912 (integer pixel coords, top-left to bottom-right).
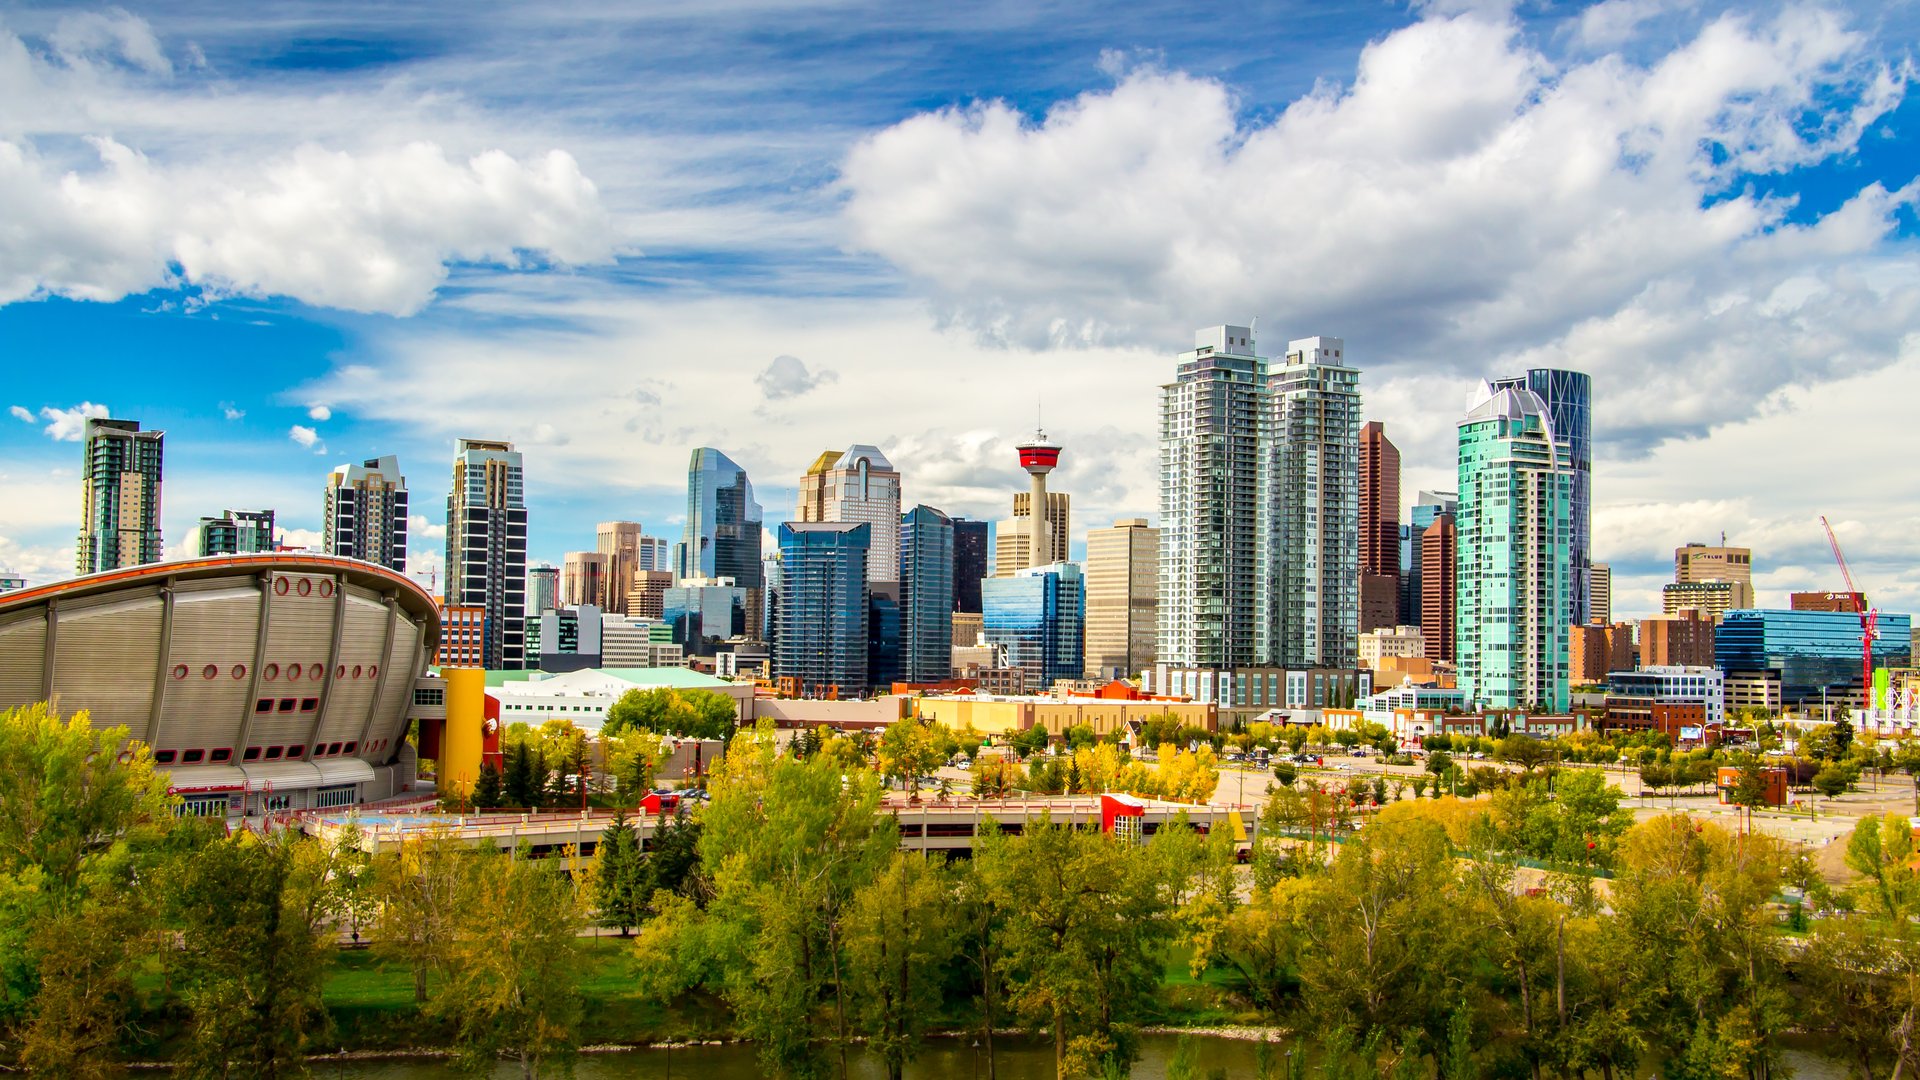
xmin=1456 ymin=383 xmax=1572 ymax=712
xmin=1492 ymin=369 xmax=1590 ymax=622
xmin=899 ymin=505 xmax=955 ymax=683
xmin=773 ymin=522 xmax=870 ymax=697
xmin=680 ymin=448 xmax=765 ymax=637
xmin=983 ymin=562 xmax=1085 ymax=689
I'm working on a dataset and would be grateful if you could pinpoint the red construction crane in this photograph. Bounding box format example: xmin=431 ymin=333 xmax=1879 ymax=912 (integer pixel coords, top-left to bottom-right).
xmin=1820 ymin=516 xmax=1877 ymax=708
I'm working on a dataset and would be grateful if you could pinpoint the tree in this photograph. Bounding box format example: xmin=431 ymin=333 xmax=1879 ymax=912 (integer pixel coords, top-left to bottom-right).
xmin=976 ymin=815 xmax=1171 ymax=1076
xmin=1495 ymin=735 xmax=1551 ymax=771
xmin=436 ymin=849 xmax=586 ymax=1079
xmin=1812 ymin=764 xmax=1852 ymax=809
xmin=504 ymin=741 xmax=537 ymax=809
xmin=602 ymin=687 xmax=737 ymax=741
xmin=373 ymin=827 xmax=468 ymax=1003
xmin=1725 ymin=760 xmax=1771 ymax=832
xmin=595 ymin=808 xmax=647 ymax=935
xmin=473 ymin=759 xmax=505 ymax=810
xmin=1273 ymin=762 xmax=1298 ymax=788
xmin=168 ymin=830 xmax=335 ymax=1079
xmin=844 ymin=853 xmax=961 ymax=1080
xmin=876 ymin=719 xmax=943 ymax=794
xmin=0 ymin=705 xmax=179 ymax=1066
xmin=1426 ymin=751 xmax=1455 ymax=794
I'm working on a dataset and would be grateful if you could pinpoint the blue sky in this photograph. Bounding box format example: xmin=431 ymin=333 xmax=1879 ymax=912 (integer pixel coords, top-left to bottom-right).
xmin=2 ymin=0 xmax=1918 ymax=618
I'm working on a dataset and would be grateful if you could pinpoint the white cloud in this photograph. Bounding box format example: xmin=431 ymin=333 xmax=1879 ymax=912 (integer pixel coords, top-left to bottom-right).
xmin=8 ymin=405 xmax=31 ymax=422
xmin=36 ymin=401 xmax=109 ymax=441
xmin=754 ymin=354 xmax=837 ymax=401
xmin=408 ymin=514 xmax=448 ymax=541
xmin=278 ymin=526 xmax=323 ymax=550
xmin=221 ymin=403 xmax=244 ymax=420
xmin=307 ymin=404 xmax=332 ymax=421
xmin=287 ymin=424 xmax=321 ymax=449
xmin=48 ymin=8 xmax=173 ymax=76
xmin=839 ymin=7 xmax=1913 ymax=453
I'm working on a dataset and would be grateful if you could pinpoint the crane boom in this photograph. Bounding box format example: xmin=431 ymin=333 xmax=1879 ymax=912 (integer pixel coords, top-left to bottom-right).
xmin=1819 ymin=516 xmax=1875 ymax=709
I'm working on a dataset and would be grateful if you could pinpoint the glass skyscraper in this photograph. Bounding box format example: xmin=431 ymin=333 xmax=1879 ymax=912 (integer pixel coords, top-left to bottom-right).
xmin=773 ymin=522 xmax=871 ymax=697
xmin=77 ymin=417 xmax=164 ymax=575
xmin=445 ymin=439 xmax=528 ymax=669
xmin=1456 ymin=384 xmax=1572 ymax=711
xmin=662 ymin=580 xmax=747 ymax=654
xmin=983 ymin=562 xmax=1085 ymax=689
xmin=680 ymin=448 xmax=765 ymax=636
xmin=1159 ymin=325 xmax=1271 ymax=670
xmin=1492 ymin=369 xmax=1591 ymax=623
xmin=900 ymin=506 xmax=955 ymax=683
xmin=1715 ymin=609 xmax=1912 ymax=705
xmin=1272 ymin=337 xmax=1362 ymax=668
xmin=951 ymin=518 xmax=989 ymax=613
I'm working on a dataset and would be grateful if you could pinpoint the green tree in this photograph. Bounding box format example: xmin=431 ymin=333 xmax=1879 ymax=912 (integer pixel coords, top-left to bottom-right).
xmin=435 ymin=849 xmax=585 ymax=1079
xmin=1273 ymin=761 xmax=1298 ymax=787
xmin=504 ymin=741 xmax=537 ymax=809
xmin=876 ymin=719 xmax=943 ymax=794
xmin=844 ymin=853 xmax=961 ymax=1080
xmin=594 ymin=808 xmax=647 ymax=935
xmin=473 ymin=759 xmax=505 ymax=810
xmin=1495 ymin=734 xmax=1551 ymax=771
xmin=603 ymin=687 xmax=736 ymax=740
xmin=168 ymin=830 xmax=335 ymax=1079
xmin=976 ymin=815 xmax=1171 ymax=1076
xmin=372 ymin=827 xmax=469 ymax=1003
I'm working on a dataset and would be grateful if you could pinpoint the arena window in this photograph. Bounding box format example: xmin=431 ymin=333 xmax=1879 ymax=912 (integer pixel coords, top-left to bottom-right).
xmin=255 ymin=699 xmax=273 ymax=714
xmin=264 ymin=745 xmax=283 ymax=760
xmin=243 ymin=747 xmax=261 ymax=762
xmin=300 ymin=698 xmax=319 ymax=712
xmin=344 ymin=741 xmax=358 ymax=754
xmin=209 ymin=748 xmax=231 ymax=763
xmin=278 ymin=698 xmax=296 ymax=712
xmin=154 ymin=750 xmax=177 ymax=764
xmin=181 ymin=749 xmax=205 ymax=764
xmin=286 ymin=745 xmax=304 ymax=759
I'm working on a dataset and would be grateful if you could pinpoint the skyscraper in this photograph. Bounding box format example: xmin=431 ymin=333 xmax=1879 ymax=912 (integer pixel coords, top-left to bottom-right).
xmin=596 ymin=521 xmax=643 ymax=614
xmin=1492 ymin=369 xmax=1591 ymax=622
xmin=1456 ymin=382 xmax=1572 ymax=711
xmin=199 ymin=509 xmax=275 ymax=556
xmin=76 ymin=417 xmax=164 ymax=575
xmin=637 ymin=535 xmax=671 ymax=572
xmin=1358 ymin=420 xmax=1400 ymax=634
xmin=324 ymin=455 xmax=408 ymax=571
xmin=795 ymin=446 xmax=902 ymax=589
xmin=1590 ymin=562 xmax=1613 ymax=624
xmin=992 ymin=434 xmax=1069 ymax=576
xmin=445 ymin=439 xmax=528 ymax=669
xmin=1271 ymin=336 xmax=1361 ymax=669
xmin=1084 ymin=518 xmax=1158 ymax=681
xmin=1672 ymin=542 xmax=1754 ymax=610
xmin=528 ymin=563 xmax=559 ymax=615
xmin=680 ymin=448 xmax=764 ymax=636
xmin=952 ymin=518 xmax=989 ymax=612
xmin=1401 ymin=490 xmax=1457 ymax=631
xmin=1420 ymin=513 xmax=1457 ymax=663
xmin=773 ymin=522 xmax=871 ymax=697
xmin=900 ymin=506 xmax=955 ymax=683
xmin=562 ymin=550 xmax=610 ymax=609
xmin=983 ymin=562 xmax=1085 ymax=689
xmin=1159 ymin=325 xmax=1270 ymax=670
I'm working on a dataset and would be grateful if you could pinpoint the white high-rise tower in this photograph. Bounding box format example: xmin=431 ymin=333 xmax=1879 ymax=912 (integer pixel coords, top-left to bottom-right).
xmin=1271 ymin=336 xmax=1361 ymax=669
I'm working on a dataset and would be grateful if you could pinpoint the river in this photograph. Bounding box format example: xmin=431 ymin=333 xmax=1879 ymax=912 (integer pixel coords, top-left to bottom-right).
xmin=316 ymin=1035 xmax=1851 ymax=1079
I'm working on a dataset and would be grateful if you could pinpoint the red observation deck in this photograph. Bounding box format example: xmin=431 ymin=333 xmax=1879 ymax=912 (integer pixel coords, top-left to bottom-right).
xmin=1016 ymin=441 xmax=1061 ymax=474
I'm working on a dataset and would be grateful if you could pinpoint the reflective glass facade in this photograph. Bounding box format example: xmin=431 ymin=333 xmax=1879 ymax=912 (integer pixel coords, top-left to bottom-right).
xmin=1714 ymin=609 xmax=1913 ymax=705
xmin=773 ymin=522 xmax=871 ymax=697
xmin=662 ymin=582 xmax=747 ymax=654
xmin=1492 ymin=370 xmax=1590 ymax=623
xmin=680 ymin=447 xmax=764 ymax=600
xmin=900 ymin=506 xmax=955 ymax=683
xmin=983 ymin=562 xmax=1085 ymax=689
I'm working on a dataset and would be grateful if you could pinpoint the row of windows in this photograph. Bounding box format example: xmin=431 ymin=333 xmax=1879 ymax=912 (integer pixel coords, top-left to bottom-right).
xmin=169 ymin=662 xmax=381 ymax=682
xmin=272 ymin=576 xmax=335 ymax=598
xmin=151 ymin=737 xmax=376 ymax=767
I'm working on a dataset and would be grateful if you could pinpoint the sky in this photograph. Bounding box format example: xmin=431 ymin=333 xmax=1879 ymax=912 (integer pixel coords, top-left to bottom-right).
xmin=1 ymin=0 xmax=1917 ymax=620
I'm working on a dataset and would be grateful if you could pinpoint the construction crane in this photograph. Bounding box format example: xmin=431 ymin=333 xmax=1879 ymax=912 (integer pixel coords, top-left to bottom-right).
xmin=1819 ymin=516 xmax=1877 ymax=708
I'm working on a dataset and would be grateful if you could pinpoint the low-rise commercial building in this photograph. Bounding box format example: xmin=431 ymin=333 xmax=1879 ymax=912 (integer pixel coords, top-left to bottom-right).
xmin=916 ymin=694 xmax=1214 ymax=738
xmin=1605 ymin=665 xmax=1724 ymax=736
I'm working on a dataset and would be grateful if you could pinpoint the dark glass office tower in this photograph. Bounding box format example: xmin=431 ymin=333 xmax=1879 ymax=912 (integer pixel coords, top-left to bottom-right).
xmin=901 ymin=506 xmax=955 ymax=683
xmin=773 ymin=522 xmax=871 ymax=697
xmin=951 ymin=518 xmax=989 ymax=613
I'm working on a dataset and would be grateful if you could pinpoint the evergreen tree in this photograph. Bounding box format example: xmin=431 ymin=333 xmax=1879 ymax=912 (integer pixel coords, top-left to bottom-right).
xmin=473 ymin=760 xmax=505 ymax=810
xmin=504 ymin=742 xmax=535 ymax=809
xmin=594 ymin=808 xmax=646 ymax=935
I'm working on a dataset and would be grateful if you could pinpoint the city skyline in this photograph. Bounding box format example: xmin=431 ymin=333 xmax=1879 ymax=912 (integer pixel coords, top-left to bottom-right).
xmin=2 ymin=1 xmax=1918 ymax=621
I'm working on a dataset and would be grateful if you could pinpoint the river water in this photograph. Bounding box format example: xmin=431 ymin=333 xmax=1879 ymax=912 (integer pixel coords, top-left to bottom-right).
xmin=317 ymin=1035 xmax=1849 ymax=1079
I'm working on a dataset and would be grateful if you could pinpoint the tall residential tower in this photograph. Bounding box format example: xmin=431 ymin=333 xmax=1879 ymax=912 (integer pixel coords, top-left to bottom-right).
xmin=324 ymin=455 xmax=408 ymax=571
xmin=77 ymin=418 xmax=164 ymax=575
xmin=445 ymin=439 xmax=528 ymax=669
xmin=1271 ymin=336 xmax=1361 ymax=669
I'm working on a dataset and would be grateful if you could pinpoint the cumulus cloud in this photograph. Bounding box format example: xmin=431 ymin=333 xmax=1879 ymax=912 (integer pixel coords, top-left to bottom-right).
xmin=35 ymin=402 xmax=110 ymax=441
xmin=754 ymin=354 xmax=838 ymax=400
xmin=287 ymin=424 xmax=321 ymax=449
xmin=840 ymin=7 xmax=1914 ymax=453
xmin=8 ymin=405 xmax=31 ymax=422
xmin=221 ymin=403 xmax=244 ymax=420
xmin=407 ymin=514 xmax=448 ymax=541
xmin=307 ymin=404 xmax=332 ymax=421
